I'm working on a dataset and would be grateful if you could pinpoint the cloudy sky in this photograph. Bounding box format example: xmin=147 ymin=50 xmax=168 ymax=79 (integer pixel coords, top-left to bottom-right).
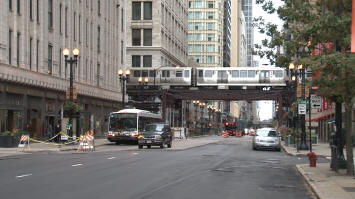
xmin=253 ymin=0 xmax=284 ymax=121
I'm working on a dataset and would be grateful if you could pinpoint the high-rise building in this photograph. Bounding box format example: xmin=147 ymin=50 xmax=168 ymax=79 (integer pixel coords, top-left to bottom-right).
xmin=126 ymin=0 xmax=188 ymax=73
xmin=230 ymin=0 xmax=247 ymax=67
xmin=223 ymin=0 xmax=231 ymax=68
xmin=188 ymin=0 xmax=224 ymax=67
xmin=0 ymin=0 xmax=127 ymax=137
xmin=242 ymin=0 xmax=254 ymax=67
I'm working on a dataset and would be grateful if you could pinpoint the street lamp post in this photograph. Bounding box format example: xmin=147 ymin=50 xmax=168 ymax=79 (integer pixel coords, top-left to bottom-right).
xmin=200 ymin=102 xmax=205 ymax=135
xmin=185 ymin=100 xmax=190 ymax=129
xmin=118 ymin=69 xmax=131 ymax=109
xmin=193 ymin=100 xmax=199 ymax=132
xmin=63 ymin=48 xmax=80 ymax=137
xmin=289 ymin=63 xmax=308 ymax=150
xmin=138 ymin=77 xmax=149 ymax=103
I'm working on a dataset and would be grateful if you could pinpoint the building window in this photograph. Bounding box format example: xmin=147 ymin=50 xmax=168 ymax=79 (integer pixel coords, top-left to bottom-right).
xmin=36 ymin=40 xmax=39 ymax=71
xmin=29 ymin=38 xmax=32 ymax=69
xmin=37 ymin=0 xmax=39 ymax=24
xmin=121 ymin=40 xmax=124 ymax=64
xmin=59 ymin=48 xmax=62 ymax=77
xmin=121 ymin=7 xmax=124 ymax=31
xmin=16 ymin=32 xmax=20 ymax=67
xmin=86 ymin=20 xmax=88 ymax=46
xmin=17 ymin=0 xmax=20 ymax=15
xmin=143 ymin=55 xmax=152 ymax=67
xmin=48 ymin=0 xmax=53 ymax=29
xmin=59 ymin=4 xmax=62 ymax=34
xmin=74 ymin=12 xmax=76 ymax=41
xmin=207 ymin=22 xmax=214 ymax=30
xmin=97 ymin=26 xmax=100 ymax=53
xmin=96 ymin=63 xmax=100 ymax=87
xmin=132 ymin=2 xmax=141 ymax=20
xmin=48 ymin=44 xmax=52 ymax=74
xmin=29 ymin=0 xmax=33 ymax=19
xmin=143 ymin=29 xmax=152 ymax=46
xmin=207 ymin=45 xmax=214 ymax=52
xmin=143 ymin=2 xmax=152 ymax=20
xmin=132 ymin=55 xmax=140 ymax=67
xmin=9 ymin=0 xmax=12 ymax=10
xmin=79 ymin=15 xmax=81 ymax=43
xmin=97 ymin=0 xmax=101 ymax=16
xmin=207 ymin=12 xmax=214 ymax=19
xmin=207 ymin=1 xmax=214 ymax=8
xmin=8 ymin=30 xmax=12 ymax=65
xmin=65 ymin=7 xmax=68 ymax=37
xmin=132 ymin=29 xmax=141 ymax=46
xmin=208 ymin=34 xmax=214 ymax=41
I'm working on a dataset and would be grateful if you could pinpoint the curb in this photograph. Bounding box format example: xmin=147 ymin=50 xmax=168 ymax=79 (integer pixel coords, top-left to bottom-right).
xmin=295 ymin=164 xmax=322 ymax=199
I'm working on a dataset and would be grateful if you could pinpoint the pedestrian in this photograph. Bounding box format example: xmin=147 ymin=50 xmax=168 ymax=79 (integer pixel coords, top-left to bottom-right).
xmin=48 ymin=124 xmax=53 ymax=141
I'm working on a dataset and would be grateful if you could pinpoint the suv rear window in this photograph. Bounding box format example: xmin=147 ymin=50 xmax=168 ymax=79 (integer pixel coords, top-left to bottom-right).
xmin=144 ymin=124 xmax=164 ymax=132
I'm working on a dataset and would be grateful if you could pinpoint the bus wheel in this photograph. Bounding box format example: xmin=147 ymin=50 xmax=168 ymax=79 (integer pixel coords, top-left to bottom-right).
xmin=147 ymin=145 xmax=151 ymax=149
xmin=138 ymin=145 xmax=143 ymax=149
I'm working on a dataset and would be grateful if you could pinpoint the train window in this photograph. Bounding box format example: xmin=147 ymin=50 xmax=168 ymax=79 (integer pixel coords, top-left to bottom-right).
xmin=275 ymin=70 xmax=283 ymax=78
xmin=205 ymin=70 xmax=213 ymax=77
xmin=162 ymin=70 xmax=170 ymax=78
xmin=142 ymin=70 xmax=148 ymax=77
xmin=149 ymin=70 xmax=155 ymax=77
xmin=133 ymin=70 xmax=141 ymax=77
xmin=231 ymin=70 xmax=239 ymax=77
xmin=248 ymin=70 xmax=256 ymax=78
xmin=198 ymin=70 xmax=203 ymax=77
xmin=240 ymin=70 xmax=247 ymax=77
xmin=176 ymin=71 xmax=183 ymax=77
xmin=184 ymin=70 xmax=190 ymax=78
xmin=218 ymin=71 xmax=227 ymax=78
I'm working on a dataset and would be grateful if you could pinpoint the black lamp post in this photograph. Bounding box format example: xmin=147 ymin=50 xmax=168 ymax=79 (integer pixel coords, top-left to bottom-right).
xmin=63 ymin=48 xmax=79 ymax=137
xmin=193 ymin=100 xmax=199 ymax=132
xmin=208 ymin=105 xmax=213 ymax=133
xmin=185 ymin=100 xmax=190 ymax=129
xmin=118 ymin=69 xmax=130 ymax=109
xmin=138 ymin=77 xmax=148 ymax=103
xmin=200 ymin=102 xmax=205 ymax=135
xmin=289 ymin=62 xmax=308 ymax=150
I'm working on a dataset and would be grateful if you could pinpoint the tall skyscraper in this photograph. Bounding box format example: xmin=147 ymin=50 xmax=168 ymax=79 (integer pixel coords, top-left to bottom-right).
xmin=188 ymin=0 xmax=224 ymax=67
xmin=242 ymin=0 xmax=254 ymax=67
xmin=223 ymin=0 xmax=231 ymax=68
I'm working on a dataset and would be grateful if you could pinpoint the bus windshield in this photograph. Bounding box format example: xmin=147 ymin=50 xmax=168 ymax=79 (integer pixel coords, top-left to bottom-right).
xmin=109 ymin=113 xmax=137 ymax=131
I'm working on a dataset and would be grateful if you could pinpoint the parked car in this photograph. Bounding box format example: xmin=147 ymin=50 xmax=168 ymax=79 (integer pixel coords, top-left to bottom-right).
xmin=138 ymin=123 xmax=172 ymax=149
xmin=252 ymin=128 xmax=281 ymax=151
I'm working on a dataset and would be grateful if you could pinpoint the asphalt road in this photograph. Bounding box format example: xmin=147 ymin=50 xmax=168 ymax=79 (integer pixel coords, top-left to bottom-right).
xmin=0 ymin=137 xmax=322 ymax=199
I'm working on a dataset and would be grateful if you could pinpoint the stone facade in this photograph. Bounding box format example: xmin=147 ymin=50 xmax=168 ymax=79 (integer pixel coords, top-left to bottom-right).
xmin=0 ymin=0 xmax=127 ymax=137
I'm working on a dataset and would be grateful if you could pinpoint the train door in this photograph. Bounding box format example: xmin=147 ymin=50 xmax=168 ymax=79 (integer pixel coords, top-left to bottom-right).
xmin=259 ymin=70 xmax=270 ymax=83
xmin=217 ymin=71 xmax=227 ymax=83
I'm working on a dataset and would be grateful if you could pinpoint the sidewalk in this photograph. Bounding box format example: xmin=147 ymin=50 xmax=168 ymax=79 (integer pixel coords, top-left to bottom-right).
xmin=282 ymin=142 xmax=355 ymax=199
xmin=0 ymin=136 xmax=222 ymax=158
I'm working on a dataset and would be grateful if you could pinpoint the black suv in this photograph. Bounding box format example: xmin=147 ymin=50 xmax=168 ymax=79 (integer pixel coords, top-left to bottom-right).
xmin=138 ymin=123 xmax=172 ymax=149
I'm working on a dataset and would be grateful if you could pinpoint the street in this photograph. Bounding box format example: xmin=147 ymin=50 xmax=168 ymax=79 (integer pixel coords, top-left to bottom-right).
xmin=0 ymin=137 xmax=322 ymax=199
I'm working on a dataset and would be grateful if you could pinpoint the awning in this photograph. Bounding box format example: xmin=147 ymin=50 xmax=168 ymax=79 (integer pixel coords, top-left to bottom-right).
xmin=308 ymin=113 xmax=335 ymax=122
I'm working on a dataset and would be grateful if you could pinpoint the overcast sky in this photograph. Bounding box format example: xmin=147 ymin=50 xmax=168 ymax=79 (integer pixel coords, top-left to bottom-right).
xmin=253 ymin=0 xmax=284 ymax=121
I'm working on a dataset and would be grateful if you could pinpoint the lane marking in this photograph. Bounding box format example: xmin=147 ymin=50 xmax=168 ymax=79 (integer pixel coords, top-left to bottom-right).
xmin=133 ymin=153 xmax=139 ymax=155
xmin=107 ymin=157 xmax=116 ymax=160
xmin=16 ymin=174 xmax=32 ymax=178
xmin=72 ymin=164 xmax=83 ymax=167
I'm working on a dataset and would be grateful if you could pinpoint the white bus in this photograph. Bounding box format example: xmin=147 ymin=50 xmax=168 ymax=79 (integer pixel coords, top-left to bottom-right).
xmin=107 ymin=109 xmax=162 ymax=144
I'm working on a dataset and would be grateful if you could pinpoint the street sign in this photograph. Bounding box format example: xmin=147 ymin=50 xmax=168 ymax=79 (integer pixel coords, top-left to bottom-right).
xmin=297 ymin=99 xmax=309 ymax=104
xmin=298 ymin=104 xmax=307 ymax=115
xmin=311 ymin=95 xmax=322 ymax=109
xmin=297 ymin=84 xmax=309 ymax=98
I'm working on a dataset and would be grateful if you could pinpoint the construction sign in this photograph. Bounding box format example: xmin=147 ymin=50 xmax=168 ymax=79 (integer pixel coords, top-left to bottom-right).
xmin=18 ymin=135 xmax=30 ymax=150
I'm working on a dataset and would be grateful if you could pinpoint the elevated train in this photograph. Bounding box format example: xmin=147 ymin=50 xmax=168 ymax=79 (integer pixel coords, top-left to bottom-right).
xmin=127 ymin=66 xmax=286 ymax=89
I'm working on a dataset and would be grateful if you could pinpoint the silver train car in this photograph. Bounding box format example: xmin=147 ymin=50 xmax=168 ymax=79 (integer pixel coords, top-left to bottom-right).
xmin=128 ymin=67 xmax=192 ymax=87
xmin=196 ymin=67 xmax=286 ymax=87
xmin=127 ymin=66 xmax=286 ymax=88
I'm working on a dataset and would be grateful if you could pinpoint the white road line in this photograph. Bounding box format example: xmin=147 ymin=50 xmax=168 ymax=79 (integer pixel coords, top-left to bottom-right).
xmin=72 ymin=164 xmax=83 ymax=167
xmin=133 ymin=153 xmax=139 ymax=155
xmin=107 ymin=157 xmax=116 ymax=160
xmin=16 ymin=174 xmax=32 ymax=178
